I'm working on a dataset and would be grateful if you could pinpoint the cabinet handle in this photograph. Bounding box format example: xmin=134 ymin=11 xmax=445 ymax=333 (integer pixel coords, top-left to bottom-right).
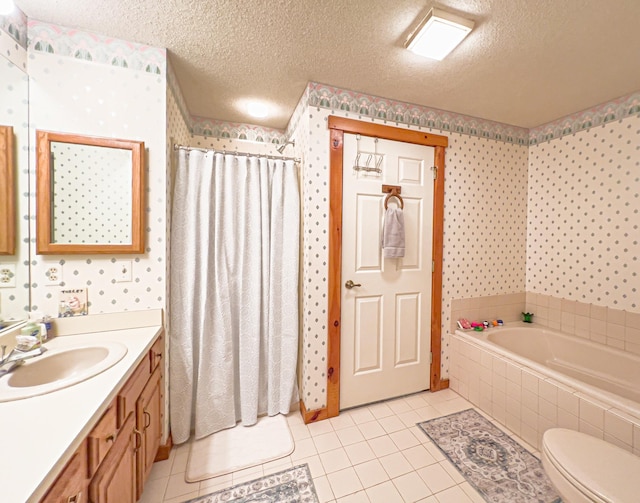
xmin=105 ymin=433 xmax=116 ymax=443
xmin=144 ymin=410 xmax=151 ymax=430
xmin=67 ymin=492 xmax=82 ymax=503
xmin=133 ymin=428 xmax=142 ymax=453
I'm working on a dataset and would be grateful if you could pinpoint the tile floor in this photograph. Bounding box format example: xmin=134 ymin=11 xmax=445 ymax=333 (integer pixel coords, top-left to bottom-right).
xmin=140 ymin=388 xmax=541 ymax=503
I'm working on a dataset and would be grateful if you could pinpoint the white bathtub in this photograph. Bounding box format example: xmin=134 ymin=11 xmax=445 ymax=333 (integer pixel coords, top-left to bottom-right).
xmin=452 ymin=323 xmax=640 ymax=452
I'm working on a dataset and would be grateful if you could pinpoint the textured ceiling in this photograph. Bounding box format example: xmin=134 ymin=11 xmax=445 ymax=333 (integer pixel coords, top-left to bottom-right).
xmin=15 ymin=0 xmax=640 ymax=129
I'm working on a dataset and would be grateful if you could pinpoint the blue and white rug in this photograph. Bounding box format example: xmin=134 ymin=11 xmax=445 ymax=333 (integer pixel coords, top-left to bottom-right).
xmin=418 ymin=409 xmax=561 ymax=503
xmin=185 ymin=464 xmax=318 ymax=503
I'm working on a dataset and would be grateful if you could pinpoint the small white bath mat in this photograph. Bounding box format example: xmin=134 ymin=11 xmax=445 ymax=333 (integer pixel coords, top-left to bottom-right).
xmin=186 ymin=414 xmax=294 ymax=482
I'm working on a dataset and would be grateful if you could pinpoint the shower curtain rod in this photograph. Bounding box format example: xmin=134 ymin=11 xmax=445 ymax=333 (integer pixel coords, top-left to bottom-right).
xmin=173 ymin=144 xmax=300 ymax=163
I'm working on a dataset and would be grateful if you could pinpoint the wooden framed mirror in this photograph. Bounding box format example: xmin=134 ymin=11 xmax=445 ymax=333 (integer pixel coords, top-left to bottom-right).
xmin=36 ymin=130 xmax=145 ymax=254
xmin=0 ymin=125 xmax=15 ymax=255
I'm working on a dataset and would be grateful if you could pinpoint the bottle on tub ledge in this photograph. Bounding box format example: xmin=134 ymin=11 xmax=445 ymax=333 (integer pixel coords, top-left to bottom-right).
xmin=522 ymin=312 xmax=534 ymax=323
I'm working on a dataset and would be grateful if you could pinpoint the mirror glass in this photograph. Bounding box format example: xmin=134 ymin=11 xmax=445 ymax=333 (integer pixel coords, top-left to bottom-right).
xmin=0 ymin=55 xmax=29 ymax=325
xmin=50 ymin=142 xmax=133 ymax=245
xmin=36 ymin=131 xmax=145 ymax=254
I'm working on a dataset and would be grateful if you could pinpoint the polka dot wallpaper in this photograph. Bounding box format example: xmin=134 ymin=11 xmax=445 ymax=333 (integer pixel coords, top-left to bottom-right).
xmin=527 ymin=115 xmax=640 ymax=312
xmin=28 ymin=51 xmax=168 ymax=316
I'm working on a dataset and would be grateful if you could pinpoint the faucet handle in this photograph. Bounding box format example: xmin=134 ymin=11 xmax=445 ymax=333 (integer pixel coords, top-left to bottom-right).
xmin=1 ymin=345 xmax=5 ymax=360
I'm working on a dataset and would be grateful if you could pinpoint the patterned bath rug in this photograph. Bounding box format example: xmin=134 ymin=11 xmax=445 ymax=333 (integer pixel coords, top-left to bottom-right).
xmin=184 ymin=464 xmax=319 ymax=503
xmin=418 ymin=409 xmax=562 ymax=503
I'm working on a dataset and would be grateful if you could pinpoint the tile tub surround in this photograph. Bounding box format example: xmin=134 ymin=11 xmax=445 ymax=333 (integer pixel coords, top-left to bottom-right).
xmin=450 ymin=292 xmax=526 ymax=334
xmin=450 ymin=327 xmax=640 ymax=457
xmin=525 ymin=292 xmax=640 ymax=357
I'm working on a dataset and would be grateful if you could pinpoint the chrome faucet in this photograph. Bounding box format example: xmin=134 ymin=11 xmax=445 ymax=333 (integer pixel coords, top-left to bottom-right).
xmin=0 ymin=344 xmax=47 ymax=377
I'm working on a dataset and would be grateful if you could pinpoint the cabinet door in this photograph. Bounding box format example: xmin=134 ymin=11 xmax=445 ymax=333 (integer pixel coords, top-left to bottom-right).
xmin=136 ymin=366 xmax=162 ymax=498
xmin=89 ymin=413 xmax=136 ymax=503
xmin=40 ymin=441 xmax=89 ymax=503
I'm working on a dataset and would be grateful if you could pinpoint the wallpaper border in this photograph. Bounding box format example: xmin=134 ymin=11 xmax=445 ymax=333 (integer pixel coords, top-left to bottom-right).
xmin=27 ymin=20 xmax=166 ymax=75
xmin=529 ymin=91 xmax=640 ymax=144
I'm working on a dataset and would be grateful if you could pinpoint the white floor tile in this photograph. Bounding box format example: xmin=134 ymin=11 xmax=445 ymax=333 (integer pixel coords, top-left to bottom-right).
xmin=378 ymin=415 xmax=406 ymax=434
xmin=353 ymin=459 xmax=389 ymax=489
xmin=163 ymin=491 xmax=199 ymax=503
xmin=290 ymin=437 xmax=318 ymax=460
xmin=330 ymin=414 xmax=356 ymax=431
xmin=164 ymin=473 xmax=200 ymax=501
xmin=379 ymin=451 xmax=413 ymax=479
xmin=347 ymin=407 xmax=376 ymax=424
xmin=148 ymin=457 xmax=173 ymax=481
xmin=402 ymin=444 xmax=437 ymax=470
xmin=392 ymin=471 xmax=431 ymax=502
xmin=389 ymin=428 xmax=421 ymax=450
xmin=433 ymin=484 xmax=474 ymax=503
xmin=298 ymin=454 xmax=327 ymax=478
xmin=138 ymin=476 xmax=168 ymax=503
xmin=198 ymin=473 xmax=233 ymax=494
xmin=308 ymin=419 xmax=335 ymax=436
xmin=459 ymin=481 xmax=485 ymax=503
xmin=327 ymin=467 xmax=364 ymax=499
xmin=336 ymin=425 xmax=365 ymax=446
xmin=319 ymin=447 xmax=351 ymax=474
xmin=367 ymin=435 xmax=399 ymax=457
xmin=365 ymin=480 xmax=404 ymax=503
xmin=439 ymin=460 xmax=465 ymax=484
xmin=417 ymin=463 xmax=456 ymax=494
xmin=314 ymin=475 xmax=336 ymax=503
xmin=344 ymin=441 xmax=376 ymax=465
xmin=314 ymin=431 xmax=343 ymax=453
xmin=358 ymin=420 xmax=386 ymax=440
xmin=337 ymin=490 xmax=371 ymax=502
xmin=368 ymin=402 xmax=395 ymax=419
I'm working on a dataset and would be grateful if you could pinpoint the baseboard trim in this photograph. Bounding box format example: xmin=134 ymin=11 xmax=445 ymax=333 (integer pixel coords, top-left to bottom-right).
xmin=299 ymin=399 xmax=329 ymax=424
xmin=431 ymin=379 xmax=450 ymax=392
xmin=155 ymin=432 xmax=173 ymax=461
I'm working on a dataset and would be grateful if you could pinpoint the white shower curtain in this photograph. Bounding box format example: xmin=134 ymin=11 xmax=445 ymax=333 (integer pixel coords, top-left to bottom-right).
xmin=169 ymin=149 xmax=300 ymax=444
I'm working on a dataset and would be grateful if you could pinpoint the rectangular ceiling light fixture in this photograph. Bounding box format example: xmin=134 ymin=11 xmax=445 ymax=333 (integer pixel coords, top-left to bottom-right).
xmin=405 ymin=7 xmax=474 ymax=61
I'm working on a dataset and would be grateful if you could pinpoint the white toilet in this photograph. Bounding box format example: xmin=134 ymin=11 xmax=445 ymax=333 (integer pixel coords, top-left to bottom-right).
xmin=541 ymin=428 xmax=640 ymax=502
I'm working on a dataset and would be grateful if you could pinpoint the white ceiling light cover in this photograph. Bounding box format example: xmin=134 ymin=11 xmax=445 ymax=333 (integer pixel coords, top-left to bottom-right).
xmin=405 ymin=8 xmax=474 ymax=61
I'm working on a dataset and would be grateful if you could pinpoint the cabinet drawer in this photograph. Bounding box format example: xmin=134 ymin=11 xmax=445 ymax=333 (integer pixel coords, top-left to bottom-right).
xmin=117 ymin=357 xmax=150 ymax=428
xmin=149 ymin=333 xmax=163 ymax=372
xmin=40 ymin=441 xmax=88 ymax=503
xmin=87 ymin=404 xmax=118 ymax=477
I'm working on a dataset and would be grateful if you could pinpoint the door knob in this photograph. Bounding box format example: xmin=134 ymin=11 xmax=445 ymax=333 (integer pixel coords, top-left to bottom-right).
xmin=345 ymin=280 xmax=362 ymax=289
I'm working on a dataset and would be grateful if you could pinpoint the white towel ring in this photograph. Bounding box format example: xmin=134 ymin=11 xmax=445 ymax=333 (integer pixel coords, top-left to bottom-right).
xmin=384 ymin=193 xmax=404 ymax=210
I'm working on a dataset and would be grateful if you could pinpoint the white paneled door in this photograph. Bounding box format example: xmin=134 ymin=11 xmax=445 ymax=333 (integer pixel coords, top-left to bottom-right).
xmin=340 ymin=134 xmax=435 ymax=409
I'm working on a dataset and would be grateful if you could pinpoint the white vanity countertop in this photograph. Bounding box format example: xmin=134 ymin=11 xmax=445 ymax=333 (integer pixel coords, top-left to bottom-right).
xmin=0 ymin=323 xmax=163 ymax=503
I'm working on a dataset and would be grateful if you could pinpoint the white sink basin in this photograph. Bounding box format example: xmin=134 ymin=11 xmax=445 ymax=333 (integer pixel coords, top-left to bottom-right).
xmin=0 ymin=342 xmax=127 ymax=402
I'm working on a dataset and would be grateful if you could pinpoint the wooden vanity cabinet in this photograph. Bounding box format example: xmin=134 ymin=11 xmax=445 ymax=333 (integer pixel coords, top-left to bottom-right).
xmin=136 ymin=366 xmax=162 ymax=498
xmin=39 ymin=441 xmax=89 ymax=503
xmin=89 ymin=413 xmax=137 ymax=503
xmin=38 ymin=332 xmax=164 ymax=503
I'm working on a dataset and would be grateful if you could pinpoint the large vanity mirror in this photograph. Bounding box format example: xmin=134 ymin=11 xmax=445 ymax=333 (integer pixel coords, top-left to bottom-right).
xmin=0 ymin=54 xmax=29 ymax=324
xmin=36 ymin=131 xmax=145 ymax=254
xmin=0 ymin=125 xmax=15 ymax=255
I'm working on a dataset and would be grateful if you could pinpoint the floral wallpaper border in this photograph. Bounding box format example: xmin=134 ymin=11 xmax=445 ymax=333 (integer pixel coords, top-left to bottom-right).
xmin=27 ymin=20 xmax=166 ymax=75
xmin=308 ymin=82 xmax=531 ymax=145
xmin=0 ymin=9 xmax=27 ymax=48
xmin=528 ymin=91 xmax=640 ymax=144
xmin=190 ymin=116 xmax=287 ymax=143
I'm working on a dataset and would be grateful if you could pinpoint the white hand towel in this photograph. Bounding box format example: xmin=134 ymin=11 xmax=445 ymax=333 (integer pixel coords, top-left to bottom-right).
xmin=381 ymin=207 xmax=405 ymax=258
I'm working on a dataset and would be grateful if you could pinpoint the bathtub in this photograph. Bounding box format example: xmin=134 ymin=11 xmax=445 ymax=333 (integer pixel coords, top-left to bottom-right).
xmin=451 ymin=323 xmax=640 ymax=452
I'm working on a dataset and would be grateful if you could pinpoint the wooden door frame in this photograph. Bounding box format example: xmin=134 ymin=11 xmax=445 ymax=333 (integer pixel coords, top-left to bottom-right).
xmin=300 ymin=116 xmax=449 ymax=423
